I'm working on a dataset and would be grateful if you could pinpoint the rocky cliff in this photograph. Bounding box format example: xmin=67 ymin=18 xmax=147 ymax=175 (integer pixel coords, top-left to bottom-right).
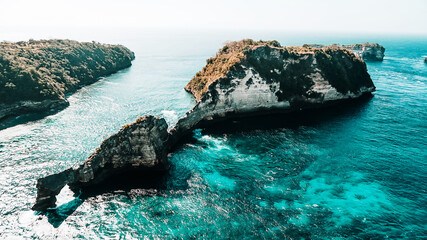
xmin=33 ymin=39 xmax=376 ymax=211
xmin=0 ymin=39 xmax=135 ymax=121
xmin=304 ymin=42 xmax=385 ymax=61
xmin=176 ymin=40 xmax=375 ymax=140
xmin=32 ymin=115 xmax=169 ymax=211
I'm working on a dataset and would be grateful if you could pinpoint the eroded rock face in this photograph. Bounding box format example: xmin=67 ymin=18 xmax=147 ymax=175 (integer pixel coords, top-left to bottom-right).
xmin=32 ymin=115 xmax=169 ymax=211
xmin=175 ymin=40 xmax=375 ymax=140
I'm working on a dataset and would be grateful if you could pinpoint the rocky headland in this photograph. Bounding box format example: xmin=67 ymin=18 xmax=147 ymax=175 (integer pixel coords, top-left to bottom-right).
xmin=304 ymin=42 xmax=385 ymax=61
xmin=33 ymin=39 xmax=376 ymax=211
xmin=33 ymin=115 xmax=169 ymax=210
xmin=0 ymin=39 xmax=135 ymax=121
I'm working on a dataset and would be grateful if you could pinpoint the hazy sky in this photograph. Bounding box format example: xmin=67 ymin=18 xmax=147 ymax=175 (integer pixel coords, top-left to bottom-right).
xmin=0 ymin=0 xmax=426 ymax=35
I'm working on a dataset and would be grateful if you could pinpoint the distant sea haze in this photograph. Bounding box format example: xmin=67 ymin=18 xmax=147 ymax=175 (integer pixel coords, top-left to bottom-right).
xmin=0 ymin=31 xmax=426 ymax=238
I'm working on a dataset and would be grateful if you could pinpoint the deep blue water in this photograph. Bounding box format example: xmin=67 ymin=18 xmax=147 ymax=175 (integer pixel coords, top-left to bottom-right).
xmin=0 ymin=31 xmax=426 ymax=239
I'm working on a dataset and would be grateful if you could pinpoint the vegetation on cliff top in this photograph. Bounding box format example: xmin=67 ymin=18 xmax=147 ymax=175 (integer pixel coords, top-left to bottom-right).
xmin=185 ymin=39 xmax=369 ymax=101
xmin=0 ymin=39 xmax=134 ymax=104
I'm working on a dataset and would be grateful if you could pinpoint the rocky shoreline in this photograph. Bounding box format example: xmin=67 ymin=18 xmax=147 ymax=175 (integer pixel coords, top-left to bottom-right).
xmin=33 ymin=39 xmax=376 ymax=211
xmin=0 ymin=99 xmax=69 ymax=121
xmin=0 ymin=39 xmax=135 ymax=123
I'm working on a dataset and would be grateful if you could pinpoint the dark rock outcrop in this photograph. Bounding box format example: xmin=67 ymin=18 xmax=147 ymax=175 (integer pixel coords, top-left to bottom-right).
xmin=182 ymin=40 xmax=375 ymax=131
xmin=424 ymin=57 xmax=427 ymax=63
xmin=0 ymin=99 xmax=69 ymax=121
xmin=33 ymin=39 xmax=376 ymax=211
xmin=0 ymin=39 xmax=135 ymax=122
xmin=304 ymin=42 xmax=385 ymax=61
xmin=32 ymin=115 xmax=169 ymax=211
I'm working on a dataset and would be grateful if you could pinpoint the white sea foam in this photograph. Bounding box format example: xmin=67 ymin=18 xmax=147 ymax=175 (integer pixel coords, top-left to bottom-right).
xmin=55 ymin=185 xmax=75 ymax=206
xmin=161 ymin=110 xmax=178 ymax=123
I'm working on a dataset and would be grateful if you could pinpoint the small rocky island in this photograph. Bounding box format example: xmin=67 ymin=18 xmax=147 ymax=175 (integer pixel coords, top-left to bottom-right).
xmin=0 ymin=39 xmax=135 ymax=121
xmin=304 ymin=42 xmax=385 ymax=61
xmin=33 ymin=39 xmax=376 ymax=211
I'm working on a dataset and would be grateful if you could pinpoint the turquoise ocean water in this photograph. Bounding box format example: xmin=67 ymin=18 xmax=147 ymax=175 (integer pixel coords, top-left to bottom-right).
xmin=0 ymin=30 xmax=426 ymax=239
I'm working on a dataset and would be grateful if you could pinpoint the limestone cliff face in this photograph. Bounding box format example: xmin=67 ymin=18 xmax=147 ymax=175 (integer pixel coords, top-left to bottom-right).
xmin=175 ymin=40 xmax=375 ymax=139
xmin=32 ymin=115 xmax=169 ymax=211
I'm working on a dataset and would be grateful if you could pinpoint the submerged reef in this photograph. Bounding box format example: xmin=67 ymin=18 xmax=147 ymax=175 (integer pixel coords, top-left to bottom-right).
xmin=0 ymin=39 xmax=135 ymax=121
xmin=33 ymin=39 xmax=375 ymax=211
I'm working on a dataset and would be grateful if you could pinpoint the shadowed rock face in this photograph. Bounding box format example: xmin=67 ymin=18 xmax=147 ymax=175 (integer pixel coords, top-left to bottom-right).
xmin=33 ymin=39 xmax=376 ymax=211
xmin=32 ymin=115 xmax=169 ymax=211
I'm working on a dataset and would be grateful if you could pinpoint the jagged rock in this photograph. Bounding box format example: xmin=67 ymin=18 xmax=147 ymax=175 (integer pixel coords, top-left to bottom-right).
xmin=33 ymin=39 xmax=376 ymax=211
xmin=32 ymin=169 xmax=75 ymax=211
xmin=304 ymin=42 xmax=385 ymax=61
xmin=32 ymin=115 xmax=169 ymax=211
xmin=424 ymin=57 xmax=427 ymax=63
